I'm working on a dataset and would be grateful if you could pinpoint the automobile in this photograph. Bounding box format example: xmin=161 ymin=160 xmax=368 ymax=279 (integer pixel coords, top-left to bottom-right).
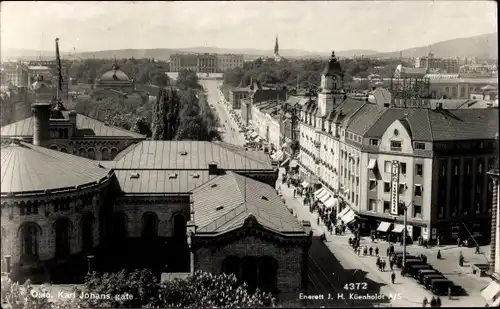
xmin=423 ymin=274 xmax=447 ymax=289
xmin=407 ymin=264 xmax=434 ymax=278
xmin=394 ymin=254 xmax=419 ymax=268
xmin=428 ymin=278 xmax=454 ymax=296
xmin=418 ymin=269 xmax=440 ymax=283
xmin=398 ymin=258 xmax=425 ymax=269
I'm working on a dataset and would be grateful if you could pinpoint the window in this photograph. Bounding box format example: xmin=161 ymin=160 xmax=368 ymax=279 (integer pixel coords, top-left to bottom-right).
xmin=400 ymin=162 xmax=406 ymax=174
xmin=142 ymin=212 xmax=158 ymax=238
xmin=369 ymin=180 xmax=377 ymax=190
xmin=356 ymin=177 xmax=359 ymax=187
xmin=415 ymin=185 xmax=422 ymax=196
xmin=399 ymin=184 xmax=405 ymax=194
xmin=81 ymin=213 xmax=94 ymax=252
xmin=390 ymin=141 xmax=402 ymax=151
xmin=384 ymin=161 xmax=391 ymax=173
xmin=384 ymin=182 xmax=391 ymax=193
xmin=22 ymin=223 xmax=39 ymax=259
xmin=87 ymin=148 xmax=96 ymax=160
xmin=355 ymin=195 xmax=359 ymax=205
xmin=414 ymin=142 xmax=425 ymax=150
xmin=370 ymin=139 xmax=379 ymax=146
xmin=413 ymin=205 xmax=422 ymax=218
xmin=54 ymin=218 xmax=71 ymax=258
xmin=368 ymin=199 xmax=377 ymax=211
xmin=416 ymin=164 xmax=423 ymax=176
xmin=383 ymin=201 xmax=390 ymax=213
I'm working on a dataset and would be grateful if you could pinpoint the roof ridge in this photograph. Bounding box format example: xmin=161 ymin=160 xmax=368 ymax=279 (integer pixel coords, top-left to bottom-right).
xmin=426 ymin=109 xmax=435 ymax=141
xmin=78 ymin=113 xmax=146 ymax=138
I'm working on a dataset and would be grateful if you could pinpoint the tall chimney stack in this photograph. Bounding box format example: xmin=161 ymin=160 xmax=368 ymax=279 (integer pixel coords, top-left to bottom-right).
xmin=31 ymin=103 xmax=51 ymax=146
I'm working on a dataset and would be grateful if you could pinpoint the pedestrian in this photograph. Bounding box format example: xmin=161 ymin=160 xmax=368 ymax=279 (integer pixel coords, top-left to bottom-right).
xmin=391 ymin=271 xmax=396 ymax=284
xmin=436 ymin=297 xmax=441 ymax=307
xmin=363 ymin=246 xmax=368 ymax=256
xmin=457 ymin=237 xmax=461 ymax=247
xmin=476 ymin=244 xmax=481 ymax=254
xmin=375 ymin=247 xmax=379 ymax=256
xmin=357 ymin=247 xmax=361 ymax=256
xmin=448 ymin=287 xmax=452 ymax=300
xmin=369 ymin=247 xmax=373 ymax=256
xmin=317 ymin=217 xmax=320 ymax=225
xmin=382 ymin=260 xmax=386 ymax=272
xmin=422 ymin=296 xmax=428 ymax=307
xmin=430 ymin=297 xmax=437 ymax=307
xmin=389 ymin=260 xmax=394 ymax=271
xmin=437 ymin=237 xmax=440 ymax=247
xmin=386 ymin=247 xmax=390 ymax=257
xmin=293 ymin=188 xmax=296 ymax=197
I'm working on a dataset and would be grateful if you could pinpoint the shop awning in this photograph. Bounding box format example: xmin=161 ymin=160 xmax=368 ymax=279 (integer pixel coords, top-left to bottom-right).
xmin=282 ymin=143 xmax=288 ymax=148
xmin=280 ymin=158 xmax=290 ymax=167
xmin=313 ymin=188 xmax=326 ymax=197
xmin=342 ymin=209 xmax=358 ymax=225
xmin=323 ymin=197 xmax=337 ymax=209
xmin=316 ymin=190 xmax=330 ymax=201
xmin=290 ymin=160 xmax=298 ymax=168
xmin=392 ymin=224 xmax=405 ymax=233
xmin=302 ymin=181 xmax=309 ymax=187
xmin=320 ymin=194 xmax=332 ymax=204
xmin=338 ymin=207 xmax=350 ymax=219
xmin=250 ymin=132 xmax=258 ymax=138
xmin=377 ymin=221 xmax=392 ymax=232
xmin=481 ymin=281 xmax=500 ymax=305
xmin=272 ymin=150 xmax=284 ymax=162
xmin=368 ymin=159 xmax=377 ymax=169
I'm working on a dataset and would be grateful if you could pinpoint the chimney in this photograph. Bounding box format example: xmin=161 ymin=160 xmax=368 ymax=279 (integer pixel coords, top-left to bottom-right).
xmin=31 ymin=103 xmax=51 ymax=146
xmin=208 ymin=162 xmax=218 ymax=175
xmin=68 ymin=110 xmax=77 ymax=126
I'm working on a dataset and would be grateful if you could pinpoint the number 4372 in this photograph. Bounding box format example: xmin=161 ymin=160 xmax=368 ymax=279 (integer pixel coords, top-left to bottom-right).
xmin=344 ymin=283 xmax=368 ymax=290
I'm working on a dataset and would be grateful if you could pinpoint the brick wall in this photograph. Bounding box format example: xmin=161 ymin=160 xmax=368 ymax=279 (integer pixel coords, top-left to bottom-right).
xmin=194 ymin=235 xmax=306 ymax=296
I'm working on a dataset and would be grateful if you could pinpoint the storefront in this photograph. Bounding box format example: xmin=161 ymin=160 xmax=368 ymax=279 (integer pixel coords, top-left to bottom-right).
xmin=271 ymin=150 xmax=284 ymax=162
xmin=481 ymin=280 xmax=500 ymax=306
xmin=376 ymin=221 xmax=393 ymax=240
xmin=338 ymin=207 xmax=358 ymax=226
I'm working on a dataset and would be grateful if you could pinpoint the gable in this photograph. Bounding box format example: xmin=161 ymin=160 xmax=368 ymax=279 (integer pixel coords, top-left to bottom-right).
xmin=379 ymin=120 xmax=414 ymax=154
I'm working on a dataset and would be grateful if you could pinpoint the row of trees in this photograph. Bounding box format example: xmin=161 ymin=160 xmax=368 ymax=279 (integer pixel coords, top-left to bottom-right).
xmin=1 ymin=270 xmax=275 ymax=309
xmin=73 ymin=69 xmax=219 ymax=142
xmin=223 ymin=57 xmax=410 ymax=89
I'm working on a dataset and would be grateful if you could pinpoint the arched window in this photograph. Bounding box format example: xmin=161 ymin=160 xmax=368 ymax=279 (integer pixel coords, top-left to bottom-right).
xmin=21 ymin=223 xmax=40 ymax=259
xmin=79 ymin=148 xmax=87 ymax=157
xmin=81 ymin=213 xmax=94 ymax=253
xmin=141 ymin=212 xmax=158 ymax=238
xmin=114 ymin=212 xmax=128 ymax=241
xmin=259 ymin=256 xmax=278 ymax=293
xmin=101 ymin=148 xmax=110 ymax=160
xmin=58 ymin=129 xmax=64 ymax=138
xmin=241 ymin=256 xmax=260 ymax=293
xmin=173 ymin=214 xmax=186 ymax=241
xmin=60 ymin=147 xmax=68 ymax=153
xmin=110 ymin=148 xmax=118 ymax=159
xmin=50 ymin=145 xmax=59 ymax=151
xmin=54 ymin=218 xmax=71 ymax=258
xmin=63 ymin=129 xmax=68 ymax=138
xmin=87 ymin=148 xmax=96 ymax=160
xmin=222 ymin=256 xmax=241 ymax=281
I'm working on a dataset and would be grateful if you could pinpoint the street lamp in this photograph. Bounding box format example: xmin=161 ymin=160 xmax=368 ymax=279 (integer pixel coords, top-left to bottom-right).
xmin=400 ymin=201 xmax=413 ymax=269
xmin=86 ymin=255 xmax=94 ymax=275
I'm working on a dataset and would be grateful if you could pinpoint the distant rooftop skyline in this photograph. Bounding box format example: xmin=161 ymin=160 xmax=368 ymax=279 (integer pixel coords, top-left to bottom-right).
xmin=0 ymin=1 xmax=497 ymax=53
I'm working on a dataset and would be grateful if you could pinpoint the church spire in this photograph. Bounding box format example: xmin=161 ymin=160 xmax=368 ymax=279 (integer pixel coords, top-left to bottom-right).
xmin=274 ymin=35 xmax=279 ymax=56
xmin=112 ymin=54 xmax=119 ymax=71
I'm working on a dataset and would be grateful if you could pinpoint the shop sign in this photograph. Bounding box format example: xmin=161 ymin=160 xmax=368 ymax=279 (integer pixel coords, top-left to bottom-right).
xmin=390 ymin=160 xmax=400 ymax=215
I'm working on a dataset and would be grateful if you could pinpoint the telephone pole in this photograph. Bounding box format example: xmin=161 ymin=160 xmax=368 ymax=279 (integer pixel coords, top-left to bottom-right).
xmin=402 ymin=201 xmax=413 ymax=268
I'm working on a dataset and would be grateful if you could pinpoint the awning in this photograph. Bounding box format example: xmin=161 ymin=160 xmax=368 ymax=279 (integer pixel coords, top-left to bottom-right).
xmin=316 ymin=190 xmax=330 ymax=201
xmin=392 ymin=224 xmax=405 ymax=233
xmin=377 ymin=221 xmax=392 ymax=232
xmin=272 ymin=150 xmax=284 ymax=161
xmin=323 ymin=197 xmax=338 ymax=209
xmin=313 ymin=188 xmax=326 ymax=197
xmin=250 ymin=132 xmax=258 ymax=138
xmin=290 ymin=160 xmax=298 ymax=168
xmin=342 ymin=209 xmax=358 ymax=225
xmin=320 ymin=194 xmax=332 ymax=204
xmin=302 ymin=181 xmax=309 ymax=187
xmin=282 ymin=143 xmax=288 ymax=148
xmin=481 ymin=281 xmax=500 ymax=305
xmin=368 ymin=159 xmax=377 ymax=169
xmin=338 ymin=207 xmax=350 ymax=219
xmin=280 ymin=158 xmax=290 ymax=167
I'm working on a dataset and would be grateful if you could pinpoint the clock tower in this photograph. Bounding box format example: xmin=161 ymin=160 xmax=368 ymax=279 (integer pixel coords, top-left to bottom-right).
xmin=319 ymin=51 xmax=343 ymax=117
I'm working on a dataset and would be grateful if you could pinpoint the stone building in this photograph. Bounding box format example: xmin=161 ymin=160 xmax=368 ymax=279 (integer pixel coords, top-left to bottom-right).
xmin=0 ymin=103 xmax=146 ymax=160
xmin=1 ymin=118 xmax=310 ymax=303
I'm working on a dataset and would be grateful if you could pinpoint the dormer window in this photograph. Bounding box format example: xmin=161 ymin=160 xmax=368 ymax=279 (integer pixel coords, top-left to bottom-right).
xmin=390 ymin=141 xmax=402 ymax=151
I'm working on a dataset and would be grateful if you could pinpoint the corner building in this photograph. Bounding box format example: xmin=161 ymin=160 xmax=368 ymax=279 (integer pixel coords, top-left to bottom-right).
xmin=299 ymin=51 xmax=498 ymax=244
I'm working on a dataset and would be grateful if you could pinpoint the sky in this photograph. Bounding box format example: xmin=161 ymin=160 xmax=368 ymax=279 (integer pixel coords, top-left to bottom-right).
xmin=1 ymin=1 xmax=497 ymax=53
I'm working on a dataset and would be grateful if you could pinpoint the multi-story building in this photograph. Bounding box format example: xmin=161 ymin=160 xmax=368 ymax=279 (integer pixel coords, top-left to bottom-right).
xmin=240 ymin=81 xmax=287 ymax=123
xmin=299 ymin=51 xmax=498 ymax=244
xmin=170 ymin=54 xmax=198 ymax=72
xmin=197 ymin=53 xmax=217 ymax=73
xmin=28 ymin=66 xmax=52 ymax=84
xmin=415 ymin=53 xmax=460 ymax=74
xmin=229 ymin=87 xmax=250 ymax=110
xmin=424 ymin=74 xmax=498 ymax=99
xmin=1 ymin=64 xmax=29 ymax=87
xmin=251 ymin=100 xmax=282 ymax=151
xmin=216 ymin=54 xmax=244 ymax=73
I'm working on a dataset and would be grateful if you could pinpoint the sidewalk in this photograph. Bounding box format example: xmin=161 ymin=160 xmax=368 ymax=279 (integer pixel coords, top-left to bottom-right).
xmin=277 ymin=178 xmax=487 ymax=307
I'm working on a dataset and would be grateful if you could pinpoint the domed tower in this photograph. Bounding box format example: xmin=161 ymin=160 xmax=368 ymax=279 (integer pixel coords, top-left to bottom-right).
xmin=318 ymin=51 xmax=343 ymax=117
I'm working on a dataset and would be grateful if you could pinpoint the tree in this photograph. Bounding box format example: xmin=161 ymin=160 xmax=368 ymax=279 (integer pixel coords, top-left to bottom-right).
xmin=176 ymin=69 xmax=201 ymax=90
xmin=148 ymin=70 xmax=169 ymax=87
xmin=151 ymin=88 xmax=168 ymax=140
xmin=131 ymin=116 xmax=152 ymax=137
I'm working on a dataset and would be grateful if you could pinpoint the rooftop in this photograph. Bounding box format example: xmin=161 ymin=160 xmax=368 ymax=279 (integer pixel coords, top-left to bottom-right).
xmin=0 ymin=111 xmax=146 ymax=139
xmin=1 ymin=140 xmax=112 ymax=195
xmin=192 ymin=172 xmax=305 ymax=235
xmin=111 ymin=141 xmax=273 ymax=170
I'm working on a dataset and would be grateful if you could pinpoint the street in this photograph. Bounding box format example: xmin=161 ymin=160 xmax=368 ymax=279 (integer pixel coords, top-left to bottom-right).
xmin=199 ymin=79 xmax=246 ymax=147
xmin=277 ymin=169 xmax=489 ymax=307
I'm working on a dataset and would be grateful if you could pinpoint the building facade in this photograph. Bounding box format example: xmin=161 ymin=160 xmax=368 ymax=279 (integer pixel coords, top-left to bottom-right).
xmin=170 ymin=53 xmax=244 ymax=73
xmin=415 ymin=54 xmax=460 ymax=74
xmin=170 ymin=54 xmax=198 ymax=72
xmin=197 ymin=54 xmax=217 ymax=73
xmin=1 ymin=64 xmax=29 ymax=87
xmin=229 ymin=87 xmax=250 ymax=109
xmin=425 ymin=75 xmax=498 ymax=99
xmin=216 ymin=54 xmax=244 ymax=73
xmin=299 ymin=51 xmax=498 ymax=244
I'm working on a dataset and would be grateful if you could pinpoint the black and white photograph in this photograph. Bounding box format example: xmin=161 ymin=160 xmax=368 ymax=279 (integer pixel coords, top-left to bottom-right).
xmin=0 ymin=1 xmax=498 ymax=308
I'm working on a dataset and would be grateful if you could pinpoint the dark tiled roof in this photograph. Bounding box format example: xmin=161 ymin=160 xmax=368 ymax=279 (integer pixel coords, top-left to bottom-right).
xmin=253 ymin=89 xmax=287 ymax=104
xmin=0 ymin=112 xmax=146 ymax=139
xmin=115 ymin=169 xmax=213 ymax=194
xmin=192 ymin=172 xmax=305 ymax=234
xmin=112 ymin=141 xmax=273 ymax=170
xmin=428 ymin=109 xmax=498 ymax=141
xmin=347 ymin=103 xmax=387 ymax=135
xmin=332 ymin=98 xmax=366 ymax=124
xmin=364 ymin=108 xmax=433 ymax=141
xmin=370 ymin=87 xmax=391 ymax=105
xmin=1 ymin=141 xmax=112 ymax=195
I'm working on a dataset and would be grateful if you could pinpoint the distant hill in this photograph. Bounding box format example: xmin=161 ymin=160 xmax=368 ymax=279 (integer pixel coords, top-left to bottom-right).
xmin=2 ymin=32 xmax=496 ymax=61
xmin=376 ymin=32 xmax=498 ymax=59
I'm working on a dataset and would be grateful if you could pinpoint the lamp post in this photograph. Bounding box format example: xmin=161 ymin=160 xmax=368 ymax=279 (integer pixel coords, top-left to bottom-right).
xmin=401 ymin=201 xmax=413 ymax=269
xmin=86 ymin=255 xmax=94 ymax=275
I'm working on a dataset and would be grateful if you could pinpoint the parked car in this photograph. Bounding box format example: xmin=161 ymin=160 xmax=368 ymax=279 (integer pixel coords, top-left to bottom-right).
xmin=423 ymin=275 xmax=447 ymax=289
xmin=408 ymin=264 xmax=434 ymax=279
xmin=397 ymin=257 xmax=422 ymax=269
xmin=394 ymin=254 xmax=419 ymax=267
xmin=418 ymin=269 xmax=441 ymax=283
xmin=429 ymin=278 xmax=454 ymax=296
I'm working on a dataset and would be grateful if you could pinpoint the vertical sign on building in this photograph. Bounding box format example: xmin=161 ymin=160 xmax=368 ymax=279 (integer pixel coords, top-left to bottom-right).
xmin=390 ymin=160 xmax=400 ymax=215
